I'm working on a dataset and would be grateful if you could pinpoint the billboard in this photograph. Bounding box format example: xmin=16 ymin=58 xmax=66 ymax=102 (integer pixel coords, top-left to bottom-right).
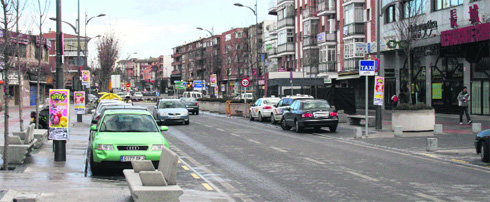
xmin=49 ymin=89 xmax=70 ymax=140
xmin=81 ymin=70 xmax=90 ymax=87
xmin=373 ymin=76 xmax=385 ymax=106
xmin=74 ymin=91 xmax=85 ymax=114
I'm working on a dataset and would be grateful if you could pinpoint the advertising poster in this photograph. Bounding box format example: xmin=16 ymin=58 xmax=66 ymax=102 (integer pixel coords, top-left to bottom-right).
xmin=49 ymin=89 xmax=70 ymax=140
xmin=81 ymin=70 xmax=90 ymax=87
xmin=74 ymin=91 xmax=85 ymax=114
xmin=432 ymin=83 xmax=442 ymax=99
xmin=210 ymin=74 xmax=217 ymax=87
xmin=373 ymin=76 xmax=385 ymax=106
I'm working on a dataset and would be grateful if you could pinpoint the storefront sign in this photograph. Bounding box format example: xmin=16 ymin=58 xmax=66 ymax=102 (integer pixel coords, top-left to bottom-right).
xmin=373 ymin=76 xmax=385 ymax=106
xmin=81 ymin=70 xmax=90 ymax=87
xmin=74 ymin=91 xmax=85 ymax=114
xmin=409 ymin=20 xmax=438 ymax=40
xmin=432 ymin=83 xmax=442 ymax=99
xmin=317 ymin=32 xmax=325 ymax=43
xmin=441 ymin=22 xmax=490 ymax=47
xmin=49 ymin=89 xmax=70 ymax=140
xmin=258 ymin=79 xmax=265 ymax=86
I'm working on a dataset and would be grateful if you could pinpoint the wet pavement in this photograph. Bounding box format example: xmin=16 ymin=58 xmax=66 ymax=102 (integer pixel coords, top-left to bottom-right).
xmin=1 ymin=105 xmax=230 ymax=201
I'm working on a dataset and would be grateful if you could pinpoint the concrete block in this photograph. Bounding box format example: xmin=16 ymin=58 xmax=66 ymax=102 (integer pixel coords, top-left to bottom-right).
xmin=131 ymin=160 xmax=155 ymax=173
xmin=12 ymin=132 xmax=27 ymax=141
xmin=394 ymin=126 xmax=403 ymax=137
xmin=140 ymin=171 xmax=168 ymax=186
xmin=8 ymin=136 xmax=24 ymax=144
xmin=13 ymin=194 xmax=37 ymax=202
xmin=472 ymin=123 xmax=482 ymax=134
xmin=426 ymin=137 xmax=438 ymax=152
xmin=354 ymin=127 xmax=362 ymax=139
xmin=434 ymin=124 xmax=443 ymax=135
xmin=124 ymin=170 xmax=183 ymax=202
xmin=157 ymin=147 xmax=179 ymax=185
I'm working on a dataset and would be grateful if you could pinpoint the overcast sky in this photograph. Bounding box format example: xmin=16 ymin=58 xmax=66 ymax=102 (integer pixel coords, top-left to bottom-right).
xmin=21 ymin=0 xmax=275 ymax=66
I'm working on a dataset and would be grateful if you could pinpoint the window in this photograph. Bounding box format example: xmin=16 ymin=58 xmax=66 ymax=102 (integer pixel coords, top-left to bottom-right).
xmin=385 ymin=5 xmax=396 ymax=23
xmin=225 ymin=34 xmax=231 ymax=41
xmin=434 ymin=0 xmax=463 ymax=10
xmin=402 ymin=0 xmax=425 ymax=18
xmin=235 ymin=31 xmax=243 ymax=38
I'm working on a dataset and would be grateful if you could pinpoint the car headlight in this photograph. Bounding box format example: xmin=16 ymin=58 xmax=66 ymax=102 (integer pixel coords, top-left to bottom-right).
xmin=159 ymin=111 xmax=167 ymax=117
xmin=182 ymin=111 xmax=188 ymax=116
xmin=152 ymin=144 xmax=164 ymax=151
xmin=97 ymin=144 xmax=114 ymax=150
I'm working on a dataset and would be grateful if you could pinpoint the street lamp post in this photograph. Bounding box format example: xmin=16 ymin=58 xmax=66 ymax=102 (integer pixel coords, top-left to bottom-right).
xmin=84 ymin=13 xmax=105 ymax=96
xmin=234 ymin=0 xmax=260 ymax=99
xmin=54 ymin=0 xmax=66 ymax=162
xmin=196 ymin=27 xmax=214 ymax=96
xmin=376 ymin=0 xmax=382 ymax=130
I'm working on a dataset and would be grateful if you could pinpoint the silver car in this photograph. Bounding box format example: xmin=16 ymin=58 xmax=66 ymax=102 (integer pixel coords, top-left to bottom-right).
xmin=153 ymin=99 xmax=189 ymax=125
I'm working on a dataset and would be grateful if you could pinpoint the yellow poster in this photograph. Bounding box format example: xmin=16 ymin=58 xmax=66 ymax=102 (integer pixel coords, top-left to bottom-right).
xmin=432 ymin=83 xmax=442 ymax=99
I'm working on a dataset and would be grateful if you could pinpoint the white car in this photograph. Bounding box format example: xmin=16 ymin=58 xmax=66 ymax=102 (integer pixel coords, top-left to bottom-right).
xmin=249 ymin=97 xmax=281 ymax=122
xmin=271 ymin=95 xmax=314 ymax=124
xmin=133 ymin=92 xmax=143 ymax=100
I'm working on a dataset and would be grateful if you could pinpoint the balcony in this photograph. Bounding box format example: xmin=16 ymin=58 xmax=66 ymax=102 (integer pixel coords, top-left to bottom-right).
xmin=171 ymin=61 xmax=182 ymax=66
xmin=303 ymin=36 xmax=318 ymax=48
xmin=317 ymin=32 xmax=337 ymax=45
xmin=302 ymin=7 xmax=319 ymax=21
xmin=343 ymin=0 xmax=365 ymax=6
xmin=319 ymin=61 xmax=337 ymax=73
xmin=317 ymin=0 xmax=336 ymax=16
xmin=277 ymin=17 xmax=294 ymax=29
xmin=266 ymin=47 xmax=277 ymax=57
xmin=277 ymin=43 xmax=295 ymax=56
xmin=277 ymin=0 xmax=294 ymax=7
xmin=171 ymin=52 xmax=182 ymax=58
xmin=268 ymin=0 xmax=277 ymax=15
xmin=343 ymin=23 xmax=365 ymax=37
xmin=302 ymin=49 xmax=319 ymax=67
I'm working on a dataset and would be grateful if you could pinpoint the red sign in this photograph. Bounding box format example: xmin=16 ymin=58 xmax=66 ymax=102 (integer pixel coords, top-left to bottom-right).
xmin=241 ymin=78 xmax=250 ymax=88
xmin=450 ymin=9 xmax=458 ymax=28
xmin=126 ymin=83 xmax=130 ymax=87
xmin=441 ymin=22 xmax=490 ymax=47
xmin=469 ymin=4 xmax=480 ymax=24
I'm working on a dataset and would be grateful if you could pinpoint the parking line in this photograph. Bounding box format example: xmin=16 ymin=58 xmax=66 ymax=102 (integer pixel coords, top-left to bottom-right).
xmin=191 ymin=173 xmax=201 ymax=179
xmin=216 ymin=128 xmax=225 ymax=132
xmin=345 ymin=171 xmax=379 ymax=182
xmin=202 ymin=183 xmax=214 ymax=191
xmin=450 ymin=159 xmax=469 ymax=164
xmin=270 ymin=146 xmax=288 ymax=153
xmin=414 ymin=192 xmax=443 ymax=202
xmin=181 ymin=165 xmax=190 ymax=170
xmin=230 ymin=133 xmax=240 ymax=137
xmin=420 ymin=153 xmax=438 ymax=158
xmin=247 ymin=139 xmax=261 ymax=144
xmin=304 ymin=157 xmax=326 ymax=165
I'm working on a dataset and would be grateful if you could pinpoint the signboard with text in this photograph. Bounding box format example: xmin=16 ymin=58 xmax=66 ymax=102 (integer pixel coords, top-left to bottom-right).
xmin=359 ymin=60 xmax=376 ymax=76
xmin=81 ymin=70 xmax=90 ymax=87
xmin=49 ymin=89 xmax=70 ymax=140
xmin=74 ymin=91 xmax=85 ymax=114
xmin=373 ymin=76 xmax=385 ymax=106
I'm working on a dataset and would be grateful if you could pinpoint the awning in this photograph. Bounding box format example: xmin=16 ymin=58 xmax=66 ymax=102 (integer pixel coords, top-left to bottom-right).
xmin=267 ymin=78 xmax=324 ymax=86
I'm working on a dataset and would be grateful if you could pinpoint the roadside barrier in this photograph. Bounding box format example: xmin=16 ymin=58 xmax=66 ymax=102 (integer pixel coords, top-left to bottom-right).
xmin=225 ymin=101 xmax=250 ymax=117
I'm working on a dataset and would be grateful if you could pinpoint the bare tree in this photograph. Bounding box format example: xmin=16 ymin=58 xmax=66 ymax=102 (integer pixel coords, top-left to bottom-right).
xmin=391 ymin=0 xmax=426 ymax=104
xmin=34 ymin=0 xmax=49 ymax=129
xmin=1 ymin=0 xmax=15 ymax=170
xmin=96 ymin=33 xmax=119 ymax=92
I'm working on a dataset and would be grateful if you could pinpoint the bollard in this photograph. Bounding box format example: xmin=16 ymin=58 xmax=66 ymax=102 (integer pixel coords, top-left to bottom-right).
xmin=394 ymin=126 xmax=403 ymax=137
xmin=434 ymin=124 xmax=443 ymax=135
xmin=426 ymin=137 xmax=438 ymax=152
xmin=472 ymin=123 xmax=482 ymax=134
xmin=354 ymin=127 xmax=362 ymax=139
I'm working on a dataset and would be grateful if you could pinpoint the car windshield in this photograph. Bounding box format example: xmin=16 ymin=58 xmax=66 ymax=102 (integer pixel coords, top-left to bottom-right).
xmin=99 ymin=114 xmax=159 ymax=132
xmin=181 ymin=98 xmax=196 ymax=102
xmin=301 ymin=101 xmax=330 ymax=110
xmin=262 ymin=99 xmax=280 ymax=105
xmin=158 ymin=101 xmax=185 ymax=108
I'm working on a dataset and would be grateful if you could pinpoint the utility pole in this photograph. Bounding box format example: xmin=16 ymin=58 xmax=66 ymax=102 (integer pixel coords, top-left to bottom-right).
xmin=76 ymin=0 xmax=82 ymax=122
xmin=375 ymin=0 xmax=382 ymax=130
xmin=54 ymin=0 xmax=66 ymax=162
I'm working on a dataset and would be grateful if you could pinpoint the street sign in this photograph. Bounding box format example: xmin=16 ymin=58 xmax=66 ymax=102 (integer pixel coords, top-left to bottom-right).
xmin=359 ymin=60 xmax=376 ymax=76
xmin=241 ymin=78 xmax=250 ymax=87
xmin=193 ymin=80 xmax=205 ymax=90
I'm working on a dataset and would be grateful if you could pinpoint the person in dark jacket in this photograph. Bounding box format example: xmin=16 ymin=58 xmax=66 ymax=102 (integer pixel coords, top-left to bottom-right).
xmin=457 ymin=86 xmax=472 ymax=125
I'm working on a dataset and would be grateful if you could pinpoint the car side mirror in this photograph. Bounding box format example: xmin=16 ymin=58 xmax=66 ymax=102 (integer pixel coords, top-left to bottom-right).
xmin=91 ymin=119 xmax=98 ymax=124
xmin=160 ymin=126 xmax=169 ymax=131
xmin=90 ymin=125 xmax=97 ymax=131
xmin=285 ymin=106 xmax=291 ymax=111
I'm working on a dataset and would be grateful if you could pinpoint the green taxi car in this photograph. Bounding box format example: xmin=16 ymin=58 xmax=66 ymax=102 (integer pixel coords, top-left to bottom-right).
xmin=89 ymin=110 xmax=169 ymax=175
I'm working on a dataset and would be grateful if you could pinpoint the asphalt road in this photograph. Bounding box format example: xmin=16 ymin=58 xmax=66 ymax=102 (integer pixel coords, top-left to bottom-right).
xmin=162 ymin=111 xmax=490 ymax=201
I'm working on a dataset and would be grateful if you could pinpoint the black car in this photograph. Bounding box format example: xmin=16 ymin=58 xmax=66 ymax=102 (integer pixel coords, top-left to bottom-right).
xmin=475 ymin=129 xmax=490 ymax=162
xmin=31 ymin=106 xmax=49 ymax=129
xmin=281 ymin=99 xmax=338 ymax=133
xmin=180 ymin=97 xmax=199 ymax=115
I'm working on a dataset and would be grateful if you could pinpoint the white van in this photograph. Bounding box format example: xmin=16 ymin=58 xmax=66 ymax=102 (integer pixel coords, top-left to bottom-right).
xmin=183 ymin=91 xmax=203 ymax=99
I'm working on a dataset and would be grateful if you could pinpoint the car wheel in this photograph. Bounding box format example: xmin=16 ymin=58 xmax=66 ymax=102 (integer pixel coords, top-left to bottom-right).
xmin=258 ymin=112 xmax=263 ymax=122
xmin=281 ymin=118 xmax=291 ymax=130
xmin=249 ymin=111 xmax=254 ymax=121
xmin=271 ymin=115 xmax=276 ymax=124
xmin=295 ymin=120 xmax=303 ymax=133
xmin=184 ymin=120 xmax=190 ymax=125
xmin=329 ymin=125 xmax=337 ymax=133
xmin=196 ymin=111 xmax=199 ymax=115
xmin=89 ymin=150 xmax=102 ymax=176
xmin=481 ymin=140 xmax=490 ymax=162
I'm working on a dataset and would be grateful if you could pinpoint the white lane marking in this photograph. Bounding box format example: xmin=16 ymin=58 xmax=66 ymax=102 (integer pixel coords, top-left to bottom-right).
xmin=414 ymin=192 xmax=443 ymax=202
xmin=216 ymin=128 xmax=225 ymax=132
xmin=270 ymin=146 xmax=288 ymax=153
xmin=247 ymin=139 xmax=261 ymax=144
xmin=345 ymin=171 xmax=379 ymax=182
xmin=230 ymin=133 xmax=240 ymax=137
xmin=304 ymin=157 xmax=326 ymax=165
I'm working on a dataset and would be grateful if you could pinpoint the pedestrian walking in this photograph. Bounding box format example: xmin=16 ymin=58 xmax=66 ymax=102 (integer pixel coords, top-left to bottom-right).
xmin=457 ymin=86 xmax=472 ymax=125
xmin=391 ymin=94 xmax=399 ymax=109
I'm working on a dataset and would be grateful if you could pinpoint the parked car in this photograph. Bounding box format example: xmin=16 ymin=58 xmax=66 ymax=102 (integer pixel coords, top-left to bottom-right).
xmin=233 ymin=93 xmax=253 ymax=100
xmin=92 ymin=105 xmax=147 ymax=124
xmin=249 ymin=97 xmax=281 ymax=122
xmin=475 ymin=129 xmax=490 ymax=162
xmin=180 ymin=97 xmax=199 ymax=115
xmin=133 ymin=92 xmax=143 ymax=100
xmin=183 ymin=91 xmax=203 ymax=99
xmin=153 ymin=99 xmax=189 ymax=125
xmin=92 ymin=101 xmax=129 ymax=123
xmin=88 ymin=110 xmax=169 ymax=175
xmin=271 ymin=95 xmax=314 ymax=124
xmin=30 ymin=106 xmax=49 ymax=129
xmin=281 ymin=99 xmax=338 ymax=133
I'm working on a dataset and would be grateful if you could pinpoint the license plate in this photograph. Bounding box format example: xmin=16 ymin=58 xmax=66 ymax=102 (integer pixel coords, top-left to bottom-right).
xmin=121 ymin=155 xmax=145 ymax=162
